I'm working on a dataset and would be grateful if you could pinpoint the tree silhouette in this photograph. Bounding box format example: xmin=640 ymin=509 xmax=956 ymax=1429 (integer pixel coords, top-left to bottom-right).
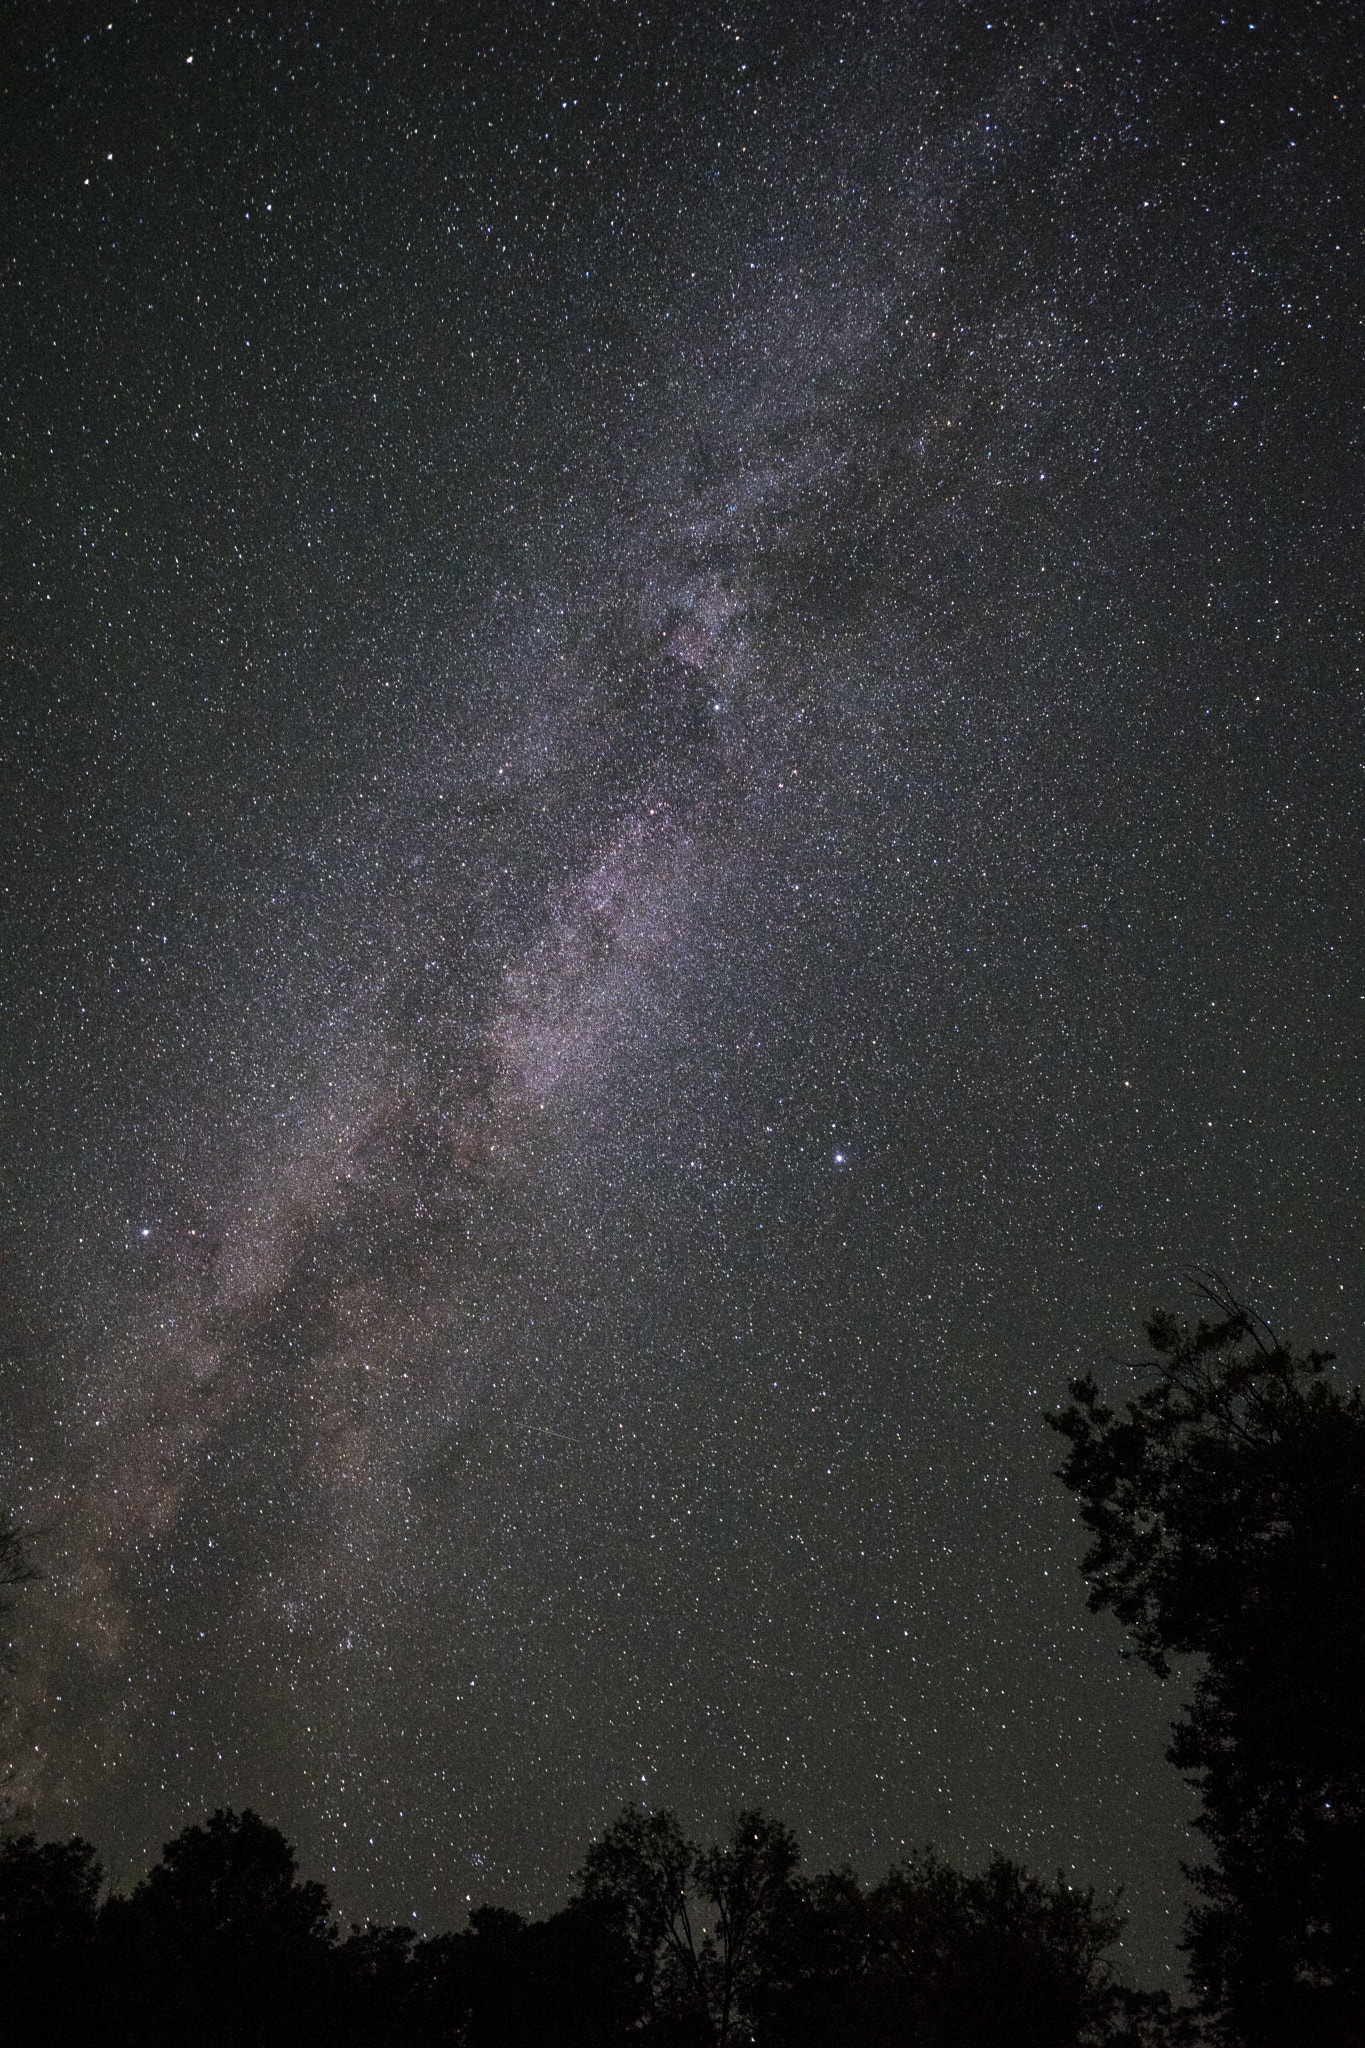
xmin=101 ymin=1806 xmax=336 ymax=2046
xmin=859 ymin=1853 xmax=1169 ymax=2048
xmin=1049 ymin=1279 xmax=1365 ymax=2046
xmin=330 ymin=1920 xmax=426 ymax=2046
xmin=576 ymin=1805 xmax=802 ymax=2046
xmin=0 ymin=1799 xmax=1197 ymax=2047
xmin=0 ymin=1831 xmax=103 ymax=2045
xmin=577 ymin=1805 xmax=699 ymax=2028
xmin=694 ymin=1811 xmax=802 ymax=2046
xmin=751 ymin=1850 xmax=1180 ymax=2048
xmin=407 ymin=1897 xmax=640 ymax=2048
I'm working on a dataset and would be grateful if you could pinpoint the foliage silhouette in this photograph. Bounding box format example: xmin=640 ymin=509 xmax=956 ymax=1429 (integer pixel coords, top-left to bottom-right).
xmin=100 ymin=1806 xmax=336 ymax=2047
xmin=751 ymin=1848 xmax=1187 ymax=2048
xmin=1050 ymin=1278 xmax=1365 ymax=2046
xmin=577 ymin=1804 xmax=801 ymax=2046
xmin=408 ymin=1896 xmax=641 ymax=2047
xmin=0 ymin=1805 xmax=1191 ymax=2044
xmin=0 ymin=1831 xmax=103 ymax=2045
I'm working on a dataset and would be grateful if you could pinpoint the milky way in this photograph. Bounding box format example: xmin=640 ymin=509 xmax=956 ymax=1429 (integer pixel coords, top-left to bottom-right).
xmin=4 ymin=2 xmax=1361 ymax=1984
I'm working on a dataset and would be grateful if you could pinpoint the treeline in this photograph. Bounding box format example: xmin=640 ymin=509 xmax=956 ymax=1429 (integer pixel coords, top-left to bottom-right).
xmin=0 ymin=1801 xmax=1185 ymax=2048
xmin=3 ymin=1283 xmax=1361 ymax=2045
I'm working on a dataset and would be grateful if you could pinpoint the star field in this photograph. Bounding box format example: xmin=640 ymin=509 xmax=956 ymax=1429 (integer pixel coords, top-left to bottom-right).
xmin=2 ymin=0 xmax=1361 ymax=1986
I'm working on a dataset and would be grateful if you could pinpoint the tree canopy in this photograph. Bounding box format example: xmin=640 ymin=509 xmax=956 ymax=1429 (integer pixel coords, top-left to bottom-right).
xmin=577 ymin=1804 xmax=802 ymax=2046
xmin=1049 ymin=1279 xmax=1365 ymax=2047
xmin=0 ymin=1800 xmax=1183 ymax=2047
xmin=99 ymin=1807 xmax=337 ymax=2046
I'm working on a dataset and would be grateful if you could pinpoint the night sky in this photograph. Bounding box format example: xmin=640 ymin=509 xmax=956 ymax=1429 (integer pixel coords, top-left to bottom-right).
xmin=3 ymin=0 xmax=1360 ymax=1991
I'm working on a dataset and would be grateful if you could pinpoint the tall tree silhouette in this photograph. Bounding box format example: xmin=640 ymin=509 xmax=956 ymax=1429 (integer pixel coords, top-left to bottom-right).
xmin=577 ymin=1805 xmax=700 ymax=2031
xmin=576 ymin=1804 xmax=801 ymax=2046
xmin=101 ymin=1806 xmax=336 ymax=2047
xmin=1049 ymin=1279 xmax=1365 ymax=2046
xmin=694 ymin=1811 xmax=802 ymax=2046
